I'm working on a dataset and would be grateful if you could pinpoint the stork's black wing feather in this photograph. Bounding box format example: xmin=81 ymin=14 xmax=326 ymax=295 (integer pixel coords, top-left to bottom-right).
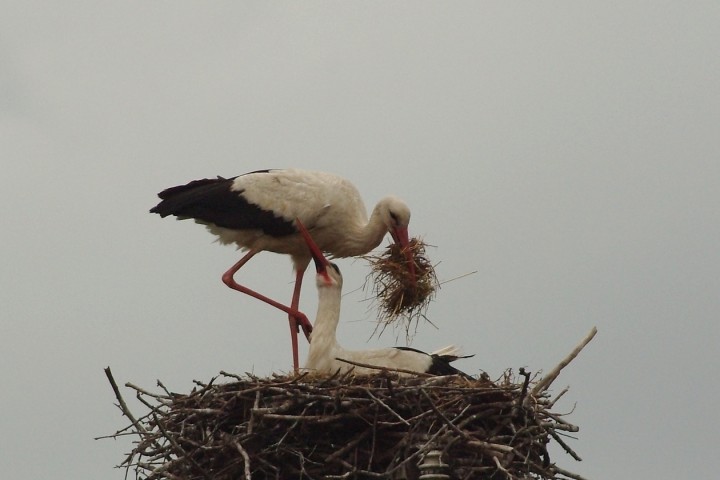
xmin=393 ymin=346 xmax=473 ymax=379
xmin=150 ymin=174 xmax=295 ymax=236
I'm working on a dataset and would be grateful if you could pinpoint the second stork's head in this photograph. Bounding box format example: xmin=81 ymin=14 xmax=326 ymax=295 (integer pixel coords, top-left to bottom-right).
xmin=296 ymin=219 xmax=343 ymax=290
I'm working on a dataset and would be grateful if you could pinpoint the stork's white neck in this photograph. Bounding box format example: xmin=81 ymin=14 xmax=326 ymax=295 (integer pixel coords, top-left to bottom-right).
xmin=304 ymin=283 xmax=343 ymax=371
xmin=337 ymin=198 xmax=394 ymax=256
xmin=361 ymin=205 xmax=390 ymax=248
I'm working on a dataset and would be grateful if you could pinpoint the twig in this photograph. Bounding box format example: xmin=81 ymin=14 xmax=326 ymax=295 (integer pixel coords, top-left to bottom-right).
xmin=492 ymin=455 xmax=512 ymax=479
xmin=219 ymin=370 xmax=244 ymax=381
xmin=552 ymin=465 xmax=589 ymax=480
xmin=157 ymin=379 xmax=174 ymax=397
xmin=543 ymin=411 xmax=577 ymax=428
xmin=548 ymin=428 xmax=583 ymax=461
xmin=231 ymin=438 xmax=252 ymax=480
xmin=419 ymin=388 xmax=470 ymax=440
xmin=335 ymin=357 xmax=435 ymax=377
xmin=248 ymin=390 xmax=261 ymax=435
xmin=260 ymin=412 xmax=352 ymax=423
xmin=104 ymin=367 xmax=146 ymax=434
xmin=467 ymin=441 xmax=514 ymax=453
xmin=540 ymin=422 xmax=579 ymax=433
xmin=518 ymin=367 xmax=531 ymax=402
xmin=368 ymin=409 xmax=378 ymax=470
xmin=125 ymin=382 xmax=172 ymax=403
xmin=325 ymin=430 xmax=372 ymax=464
xmin=547 ymin=386 xmax=570 ymax=408
xmin=364 ymin=388 xmax=410 ymax=425
xmin=532 ymin=327 xmax=597 ymax=395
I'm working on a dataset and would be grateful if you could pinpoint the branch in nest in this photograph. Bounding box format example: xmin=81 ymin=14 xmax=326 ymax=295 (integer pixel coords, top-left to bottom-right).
xmin=532 ymin=327 xmax=598 ymax=395
xmin=334 ymin=357 xmax=435 ymax=377
xmin=104 ymin=367 xmax=146 ymax=434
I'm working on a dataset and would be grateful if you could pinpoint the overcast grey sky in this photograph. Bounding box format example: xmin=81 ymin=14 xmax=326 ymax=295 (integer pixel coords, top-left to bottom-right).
xmin=2 ymin=2 xmax=719 ymax=479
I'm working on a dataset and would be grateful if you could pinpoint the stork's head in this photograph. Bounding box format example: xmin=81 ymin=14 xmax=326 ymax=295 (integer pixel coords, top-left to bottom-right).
xmin=296 ymin=219 xmax=343 ymax=289
xmin=378 ymin=196 xmax=416 ymax=283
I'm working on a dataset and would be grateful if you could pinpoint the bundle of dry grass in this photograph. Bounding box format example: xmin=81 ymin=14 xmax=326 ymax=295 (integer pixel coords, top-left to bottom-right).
xmin=364 ymin=238 xmax=439 ymax=338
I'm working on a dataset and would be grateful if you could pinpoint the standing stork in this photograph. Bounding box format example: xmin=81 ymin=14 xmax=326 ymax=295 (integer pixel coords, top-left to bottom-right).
xmin=150 ymin=169 xmax=416 ymax=372
xmin=297 ymin=220 xmax=472 ymax=378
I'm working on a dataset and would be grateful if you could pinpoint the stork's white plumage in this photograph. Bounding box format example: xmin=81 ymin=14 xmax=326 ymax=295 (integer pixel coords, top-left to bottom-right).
xmin=150 ymin=169 xmax=416 ymax=372
xmin=296 ymin=220 xmax=472 ymax=378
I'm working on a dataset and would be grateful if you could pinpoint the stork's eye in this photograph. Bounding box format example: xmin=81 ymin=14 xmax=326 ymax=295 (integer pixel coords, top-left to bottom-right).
xmin=389 ymin=211 xmax=399 ymax=224
xmin=330 ymin=263 xmax=340 ymax=274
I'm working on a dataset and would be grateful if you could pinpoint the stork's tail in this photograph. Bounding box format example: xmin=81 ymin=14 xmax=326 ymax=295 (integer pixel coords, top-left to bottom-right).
xmin=430 ymin=344 xmax=474 ymax=363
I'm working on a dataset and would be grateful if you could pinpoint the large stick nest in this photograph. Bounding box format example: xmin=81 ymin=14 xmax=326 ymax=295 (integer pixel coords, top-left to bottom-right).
xmin=104 ymin=369 xmax=586 ymax=480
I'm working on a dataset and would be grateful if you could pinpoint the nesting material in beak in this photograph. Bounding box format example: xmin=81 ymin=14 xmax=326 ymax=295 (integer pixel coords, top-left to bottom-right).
xmin=364 ymin=237 xmax=439 ymax=340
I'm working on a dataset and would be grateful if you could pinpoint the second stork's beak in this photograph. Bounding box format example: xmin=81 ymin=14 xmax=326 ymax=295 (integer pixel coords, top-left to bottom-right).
xmin=296 ymin=218 xmax=331 ymax=274
xmin=390 ymin=225 xmax=417 ymax=285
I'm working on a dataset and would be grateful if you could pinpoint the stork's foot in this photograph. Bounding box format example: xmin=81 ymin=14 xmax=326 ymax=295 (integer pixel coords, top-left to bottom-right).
xmin=294 ymin=312 xmax=313 ymax=341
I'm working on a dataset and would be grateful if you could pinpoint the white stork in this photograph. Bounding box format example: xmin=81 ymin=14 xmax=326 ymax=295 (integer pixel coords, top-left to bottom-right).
xmin=296 ymin=220 xmax=472 ymax=378
xmin=150 ymin=169 xmax=416 ymax=372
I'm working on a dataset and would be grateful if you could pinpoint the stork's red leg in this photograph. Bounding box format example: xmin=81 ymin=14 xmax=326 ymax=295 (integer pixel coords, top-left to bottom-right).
xmin=222 ymin=249 xmax=313 ymax=373
xmin=286 ymin=266 xmax=308 ymax=373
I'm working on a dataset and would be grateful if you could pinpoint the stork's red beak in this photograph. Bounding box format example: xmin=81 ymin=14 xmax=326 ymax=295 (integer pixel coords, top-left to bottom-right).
xmin=390 ymin=225 xmax=417 ymax=284
xmin=295 ymin=219 xmax=331 ymax=274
